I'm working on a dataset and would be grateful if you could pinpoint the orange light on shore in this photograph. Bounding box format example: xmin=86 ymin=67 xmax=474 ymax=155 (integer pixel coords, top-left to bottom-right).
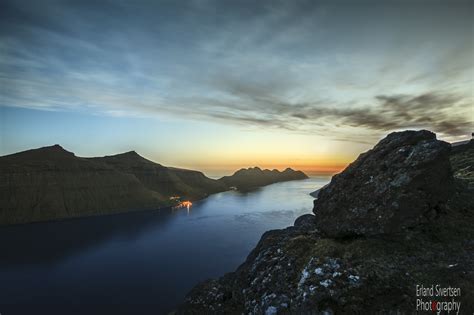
xmin=181 ymin=201 xmax=192 ymax=215
xmin=172 ymin=200 xmax=193 ymax=214
xmin=172 ymin=200 xmax=192 ymax=207
xmin=173 ymin=200 xmax=192 ymax=209
xmin=181 ymin=201 xmax=192 ymax=208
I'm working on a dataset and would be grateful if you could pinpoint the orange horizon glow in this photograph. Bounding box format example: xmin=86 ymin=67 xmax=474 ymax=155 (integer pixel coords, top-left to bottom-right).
xmin=148 ymin=149 xmax=355 ymax=177
xmin=167 ymin=159 xmax=350 ymax=177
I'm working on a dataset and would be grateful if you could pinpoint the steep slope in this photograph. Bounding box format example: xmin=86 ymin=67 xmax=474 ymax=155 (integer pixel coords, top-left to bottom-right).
xmin=90 ymin=151 xmax=227 ymax=200
xmin=178 ymin=130 xmax=474 ymax=314
xmin=0 ymin=145 xmax=308 ymax=225
xmin=450 ymin=139 xmax=474 ymax=188
xmin=219 ymin=167 xmax=308 ymax=191
xmin=313 ymin=130 xmax=453 ymax=237
xmin=0 ymin=145 xmax=165 ymax=225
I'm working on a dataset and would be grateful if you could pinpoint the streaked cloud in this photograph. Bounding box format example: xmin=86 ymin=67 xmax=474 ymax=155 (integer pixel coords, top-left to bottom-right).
xmin=0 ymin=0 xmax=472 ymax=143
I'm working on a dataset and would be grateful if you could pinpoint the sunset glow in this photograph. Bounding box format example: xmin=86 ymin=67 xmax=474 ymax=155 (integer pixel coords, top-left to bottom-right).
xmin=0 ymin=1 xmax=472 ymax=313
xmin=1 ymin=0 xmax=472 ymax=176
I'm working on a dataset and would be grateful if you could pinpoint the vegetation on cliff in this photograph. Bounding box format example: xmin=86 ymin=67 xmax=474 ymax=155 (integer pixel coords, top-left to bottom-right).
xmin=0 ymin=145 xmax=307 ymax=225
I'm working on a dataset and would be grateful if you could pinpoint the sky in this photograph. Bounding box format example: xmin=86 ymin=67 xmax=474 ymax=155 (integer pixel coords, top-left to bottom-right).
xmin=0 ymin=0 xmax=473 ymax=176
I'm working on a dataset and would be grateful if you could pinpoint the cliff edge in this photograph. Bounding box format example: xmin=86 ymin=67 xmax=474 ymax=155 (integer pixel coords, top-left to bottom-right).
xmin=178 ymin=130 xmax=474 ymax=314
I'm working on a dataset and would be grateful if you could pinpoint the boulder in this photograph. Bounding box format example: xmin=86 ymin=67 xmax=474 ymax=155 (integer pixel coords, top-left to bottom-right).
xmin=294 ymin=213 xmax=316 ymax=227
xmin=313 ymin=130 xmax=454 ymax=237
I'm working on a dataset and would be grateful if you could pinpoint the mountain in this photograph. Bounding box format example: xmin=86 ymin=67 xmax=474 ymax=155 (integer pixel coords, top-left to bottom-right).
xmin=0 ymin=145 xmax=164 ymax=225
xmin=89 ymin=151 xmax=227 ymax=200
xmin=0 ymin=145 xmax=226 ymax=225
xmin=178 ymin=130 xmax=474 ymax=314
xmin=218 ymin=167 xmax=308 ymax=191
xmin=0 ymin=145 xmax=307 ymax=225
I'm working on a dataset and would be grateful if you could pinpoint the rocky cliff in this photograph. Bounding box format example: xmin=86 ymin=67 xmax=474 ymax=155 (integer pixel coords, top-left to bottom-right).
xmin=313 ymin=130 xmax=453 ymax=237
xmin=450 ymin=139 xmax=474 ymax=188
xmin=219 ymin=167 xmax=308 ymax=191
xmin=178 ymin=131 xmax=474 ymax=314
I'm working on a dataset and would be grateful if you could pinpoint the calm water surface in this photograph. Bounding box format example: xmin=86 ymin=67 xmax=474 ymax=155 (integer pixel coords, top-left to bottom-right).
xmin=0 ymin=177 xmax=329 ymax=314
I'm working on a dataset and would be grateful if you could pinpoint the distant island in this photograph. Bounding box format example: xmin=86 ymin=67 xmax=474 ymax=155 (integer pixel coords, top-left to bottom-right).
xmin=219 ymin=166 xmax=308 ymax=191
xmin=0 ymin=145 xmax=308 ymax=225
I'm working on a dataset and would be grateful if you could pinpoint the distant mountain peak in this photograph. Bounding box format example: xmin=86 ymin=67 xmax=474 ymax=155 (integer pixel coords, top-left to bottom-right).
xmin=234 ymin=166 xmax=263 ymax=175
xmin=110 ymin=150 xmax=144 ymax=159
xmin=42 ymin=144 xmax=66 ymax=150
xmin=35 ymin=144 xmax=75 ymax=157
xmin=0 ymin=144 xmax=76 ymax=161
xmin=98 ymin=150 xmax=166 ymax=167
xmin=220 ymin=165 xmax=308 ymax=191
xmin=30 ymin=144 xmax=72 ymax=154
xmin=122 ymin=150 xmax=140 ymax=156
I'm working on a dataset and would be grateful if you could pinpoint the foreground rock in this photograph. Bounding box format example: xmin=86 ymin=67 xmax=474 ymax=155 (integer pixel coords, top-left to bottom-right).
xmin=178 ymin=131 xmax=474 ymax=314
xmin=313 ymin=130 xmax=453 ymax=237
xmin=450 ymin=139 xmax=474 ymax=188
xmin=219 ymin=167 xmax=308 ymax=191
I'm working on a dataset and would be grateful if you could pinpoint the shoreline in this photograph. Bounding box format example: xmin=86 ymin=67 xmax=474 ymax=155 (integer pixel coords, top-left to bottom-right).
xmin=0 ymin=177 xmax=316 ymax=227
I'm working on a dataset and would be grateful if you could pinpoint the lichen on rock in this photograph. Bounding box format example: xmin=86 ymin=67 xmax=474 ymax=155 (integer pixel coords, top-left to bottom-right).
xmin=313 ymin=130 xmax=454 ymax=237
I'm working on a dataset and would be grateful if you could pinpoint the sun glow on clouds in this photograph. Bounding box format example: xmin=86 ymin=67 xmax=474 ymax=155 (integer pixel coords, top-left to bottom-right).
xmin=0 ymin=0 xmax=472 ymax=172
xmin=148 ymin=127 xmax=364 ymax=176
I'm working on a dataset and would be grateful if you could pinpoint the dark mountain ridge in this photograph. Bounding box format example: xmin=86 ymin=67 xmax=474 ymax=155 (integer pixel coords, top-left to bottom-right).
xmin=0 ymin=145 xmax=307 ymax=225
xmin=0 ymin=145 xmax=165 ymax=225
xmin=219 ymin=166 xmax=308 ymax=191
xmin=89 ymin=151 xmax=227 ymax=201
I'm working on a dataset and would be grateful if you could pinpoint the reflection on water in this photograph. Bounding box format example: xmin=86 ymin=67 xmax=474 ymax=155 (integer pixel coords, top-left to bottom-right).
xmin=0 ymin=177 xmax=329 ymax=314
xmin=172 ymin=200 xmax=193 ymax=214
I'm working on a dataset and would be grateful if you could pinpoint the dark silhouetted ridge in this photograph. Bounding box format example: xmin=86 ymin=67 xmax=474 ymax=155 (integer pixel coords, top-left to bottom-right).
xmin=219 ymin=166 xmax=308 ymax=191
xmin=0 ymin=145 xmax=226 ymax=225
xmin=1 ymin=145 xmax=309 ymax=225
xmin=1 ymin=144 xmax=75 ymax=162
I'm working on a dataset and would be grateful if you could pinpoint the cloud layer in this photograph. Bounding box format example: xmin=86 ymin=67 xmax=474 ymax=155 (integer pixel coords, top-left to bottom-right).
xmin=1 ymin=0 xmax=472 ymax=142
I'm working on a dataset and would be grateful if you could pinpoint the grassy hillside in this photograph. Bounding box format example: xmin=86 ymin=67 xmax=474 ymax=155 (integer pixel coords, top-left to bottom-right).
xmin=0 ymin=145 xmax=225 ymax=225
xmin=0 ymin=145 xmax=310 ymax=225
xmin=91 ymin=151 xmax=227 ymax=200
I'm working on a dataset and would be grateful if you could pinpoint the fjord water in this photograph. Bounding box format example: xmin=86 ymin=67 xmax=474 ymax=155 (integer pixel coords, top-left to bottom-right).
xmin=0 ymin=177 xmax=329 ymax=314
